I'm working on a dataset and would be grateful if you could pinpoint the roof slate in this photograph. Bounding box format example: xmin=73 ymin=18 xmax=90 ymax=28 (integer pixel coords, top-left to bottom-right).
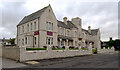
xmin=82 ymin=29 xmax=99 ymax=35
xmin=82 ymin=29 xmax=91 ymax=35
xmin=17 ymin=5 xmax=49 ymax=26
xmin=67 ymin=21 xmax=78 ymax=29
xmin=91 ymin=29 xmax=99 ymax=35
xmin=58 ymin=35 xmax=73 ymax=40
xmin=57 ymin=20 xmax=78 ymax=29
xmin=57 ymin=20 xmax=70 ymax=29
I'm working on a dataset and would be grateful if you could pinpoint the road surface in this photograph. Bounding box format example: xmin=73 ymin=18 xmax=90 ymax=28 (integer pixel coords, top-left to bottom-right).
xmin=20 ymin=52 xmax=119 ymax=68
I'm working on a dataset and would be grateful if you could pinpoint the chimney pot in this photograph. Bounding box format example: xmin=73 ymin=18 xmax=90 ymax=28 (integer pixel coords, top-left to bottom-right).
xmin=63 ymin=17 xmax=67 ymax=25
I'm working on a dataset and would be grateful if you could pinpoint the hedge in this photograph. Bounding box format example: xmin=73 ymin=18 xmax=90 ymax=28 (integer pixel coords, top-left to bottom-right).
xmin=26 ymin=48 xmax=46 ymax=50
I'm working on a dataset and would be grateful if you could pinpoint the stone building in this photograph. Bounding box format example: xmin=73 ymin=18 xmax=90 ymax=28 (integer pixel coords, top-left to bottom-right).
xmin=16 ymin=5 xmax=101 ymax=49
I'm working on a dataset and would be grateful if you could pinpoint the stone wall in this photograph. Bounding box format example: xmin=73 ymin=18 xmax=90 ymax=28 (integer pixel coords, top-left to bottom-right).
xmin=20 ymin=46 xmax=92 ymax=62
xmin=2 ymin=46 xmax=93 ymax=62
xmin=98 ymin=47 xmax=115 ymax=53
xmin=2 ymin=46 xmax=20 ymax=61
xmin=0 ymin=46 xmax=2 ymax=57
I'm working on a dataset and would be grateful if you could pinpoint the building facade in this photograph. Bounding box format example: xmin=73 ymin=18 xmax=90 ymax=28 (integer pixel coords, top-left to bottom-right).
xmin=16 ymin=5 xmax=101 ymax=49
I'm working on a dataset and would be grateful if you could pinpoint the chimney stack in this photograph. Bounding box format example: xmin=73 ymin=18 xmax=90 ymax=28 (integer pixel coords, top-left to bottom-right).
xmin=88 ymin=26 xmax=91 ymax=34
xmin=63 ymin=17 xmax=67 ymax=25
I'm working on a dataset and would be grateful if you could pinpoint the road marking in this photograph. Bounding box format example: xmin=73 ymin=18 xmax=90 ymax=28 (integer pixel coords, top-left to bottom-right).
xmin=25 ymin=61 xmax=39 ymax=64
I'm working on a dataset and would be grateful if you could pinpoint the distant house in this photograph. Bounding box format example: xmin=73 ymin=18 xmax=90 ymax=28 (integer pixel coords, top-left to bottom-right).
xmin=0 ymin=38 xmax=10 ymax=46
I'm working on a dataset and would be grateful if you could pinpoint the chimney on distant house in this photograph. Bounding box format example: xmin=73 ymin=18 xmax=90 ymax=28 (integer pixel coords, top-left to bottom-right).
xmin=88 ymin=26 xmax=91 ymax=34
xmin=63 ymin=17 xmax=67 ymax=25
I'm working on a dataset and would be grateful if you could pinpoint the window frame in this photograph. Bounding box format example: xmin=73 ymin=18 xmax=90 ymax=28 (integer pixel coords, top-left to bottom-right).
xmin=31 ymin=23 xmax=33 ymax=31
xmin=27 ymin=24 xmax=29 ymax=32
xmin=34 ymin=22 xmax=36 ymax=30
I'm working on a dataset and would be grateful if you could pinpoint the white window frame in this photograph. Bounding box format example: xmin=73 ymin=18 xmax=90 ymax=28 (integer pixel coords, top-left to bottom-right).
xmin=46 ymin=37 xmax=53 ymax=45
xmin=46 ymin=21 xmax=53 ymax=31
xmin=25 ymin=37 xmax=27 ymax=45
xmin=34 ymin=37 xmax=37 ymax=45
xmin=75 ymin=41 xmax=77 ymax=46
xmin=31 ymin=23 xmax=32 ymax=31
xmin=67 ymin=30 xmax=69 ymax=36
xmin=34 ymin=22 xmax=36 ymax=30
xmin=22 ymin=26 xmax=24 ymax=33
xmin=75 ymin=31 xmax=77 ymax=37
xmin=27 ymin=24 xmax=29 ymax=32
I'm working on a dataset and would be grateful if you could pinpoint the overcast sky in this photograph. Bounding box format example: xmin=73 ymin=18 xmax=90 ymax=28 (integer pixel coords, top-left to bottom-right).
xmin=0 ymin=0 xmax=119 ymax=41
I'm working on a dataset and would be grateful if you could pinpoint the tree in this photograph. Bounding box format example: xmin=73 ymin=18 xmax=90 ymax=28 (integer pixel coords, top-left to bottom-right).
xmin=105 ymin=39 xmax=120 ymax=51
xmin=8 ymin=38 xmax=15 ymax=45
xmin=107 ymin=40 xmax=114 ymax=48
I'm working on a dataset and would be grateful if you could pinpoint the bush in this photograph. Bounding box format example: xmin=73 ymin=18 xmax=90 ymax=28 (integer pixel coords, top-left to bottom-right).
xmin=69 ymin=48 xmax=79 ymax=50
xmin=26 ymin=48 xmax=46 ymax=50
xmin=52 ymin=48 xmax=65 ymax=50
xmin=69 ymin=46 xmax=74 ymax=49
xmin=92 ymin=48 xmax=97 ymax=54
xmin=62 ymin=46 xmax=65 ymax=49
xmin=43 ymin=46 xmax=47 ymax=48
xmin=81 ymin=48 xmax=88 ymax=50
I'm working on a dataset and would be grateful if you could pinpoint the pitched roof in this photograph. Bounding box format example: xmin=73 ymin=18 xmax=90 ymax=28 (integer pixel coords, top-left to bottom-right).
xmin=91 ymin=29 xmax=99 ymax=35
xmin=82 ymin=29 xmax=91 ymax=35
xmin=67 ymin=21 xmax=78 ymax=29
xmin=82 ymin=29 xmax=99 ymax=35
xmin=57 ymin=20 xmax=70 ymax=29
xmin=57 ymin=20 xmax=78 ymax=29
xmin=58 ymin=35 xmax=73 ymax=40
xmin=17 ymin=5 xmax=49 ymax=26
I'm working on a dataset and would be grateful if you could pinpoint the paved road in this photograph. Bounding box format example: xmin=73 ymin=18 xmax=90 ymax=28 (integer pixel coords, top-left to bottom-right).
xmin=2 ymin=57 xmax=26 ymax=68
xmin=21 ymin=52 xmax=119 ymax=68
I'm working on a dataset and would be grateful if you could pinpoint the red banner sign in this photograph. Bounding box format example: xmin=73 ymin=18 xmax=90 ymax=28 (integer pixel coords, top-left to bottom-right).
xmin=47 ymin=31 xmax=53 ymax=36
xmin=34 ymin=31 xmax=39 ymax=35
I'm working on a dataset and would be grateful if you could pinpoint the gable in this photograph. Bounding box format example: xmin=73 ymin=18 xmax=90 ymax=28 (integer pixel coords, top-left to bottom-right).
xmin=17 ymin=5 xmax=49 ymax=26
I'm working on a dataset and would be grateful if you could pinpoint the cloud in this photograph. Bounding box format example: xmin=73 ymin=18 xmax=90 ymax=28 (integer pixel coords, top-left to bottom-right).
xmin=0 ymin=1 xmax=118 ymax=41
